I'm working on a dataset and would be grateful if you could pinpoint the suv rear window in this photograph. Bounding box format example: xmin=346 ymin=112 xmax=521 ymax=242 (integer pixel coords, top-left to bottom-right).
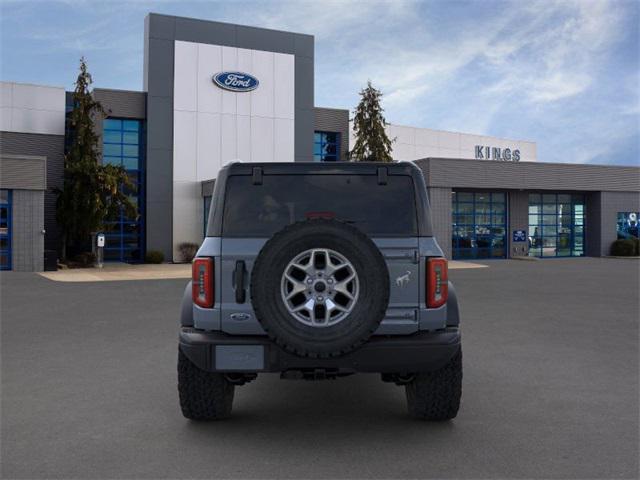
xmin=222 ymin=174 xmax=418 ymax=237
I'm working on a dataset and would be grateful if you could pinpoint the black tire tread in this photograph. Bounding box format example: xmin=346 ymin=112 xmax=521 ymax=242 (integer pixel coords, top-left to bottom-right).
xmin=405 ymin=348 xmax=462 ymax=421
xmin=178 ymin=349 xmax=235 ymax=420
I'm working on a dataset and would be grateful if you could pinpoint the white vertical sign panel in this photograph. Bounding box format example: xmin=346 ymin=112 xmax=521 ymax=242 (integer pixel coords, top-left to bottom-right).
xmin=174 ymin=41 xmax=197 ymax=112
xmin=197 ymin=44 xmax=222 ymax=114
xmin=172 ymin=40 xmax=295 ymax=260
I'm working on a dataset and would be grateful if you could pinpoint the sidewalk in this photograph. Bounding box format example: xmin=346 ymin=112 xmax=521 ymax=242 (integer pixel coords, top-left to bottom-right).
xmin=449 ymin=260 xmax=488 ymax=269
xmin=38 ymin=263 xmax=191 ymax=282
xmin=37 ymin=259 xmax=487 ymax=283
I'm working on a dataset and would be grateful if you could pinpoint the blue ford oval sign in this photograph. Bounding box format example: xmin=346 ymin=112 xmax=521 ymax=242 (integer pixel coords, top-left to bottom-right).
xmin=212 ymin=72 xmax=259 ymax=92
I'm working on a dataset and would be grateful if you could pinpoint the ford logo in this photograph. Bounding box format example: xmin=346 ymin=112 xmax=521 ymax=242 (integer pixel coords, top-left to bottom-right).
xmin=212 ymin=72 xmax=259 ymax=92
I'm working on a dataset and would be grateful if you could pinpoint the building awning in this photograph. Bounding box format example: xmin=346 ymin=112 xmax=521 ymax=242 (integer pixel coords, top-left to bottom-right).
xmin=414 ymin=158 xmax=640 ymax=192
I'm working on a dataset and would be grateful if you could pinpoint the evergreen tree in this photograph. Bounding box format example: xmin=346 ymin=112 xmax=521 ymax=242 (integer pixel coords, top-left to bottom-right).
xmin=349 ymin=81 xmax=394 ymax=162
xmin=55 ymin=58 xmax=135 ymax=261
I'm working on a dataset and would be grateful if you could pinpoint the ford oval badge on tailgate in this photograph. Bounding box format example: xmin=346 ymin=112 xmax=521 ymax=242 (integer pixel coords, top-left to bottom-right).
xmin=230 ymin=312 xmax=251 ymax=321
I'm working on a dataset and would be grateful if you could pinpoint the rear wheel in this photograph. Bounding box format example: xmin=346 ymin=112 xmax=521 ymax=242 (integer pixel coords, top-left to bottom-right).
xmin=178 ymin=349 xmax=235 ymax=420
xmin=405 ymin=348 xmax=462 ymax=421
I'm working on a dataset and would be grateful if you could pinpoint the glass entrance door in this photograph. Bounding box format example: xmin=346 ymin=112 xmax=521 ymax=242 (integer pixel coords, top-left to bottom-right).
xmin=0 ymin=190 xmax=12 ymax=270
xmin=528 ymin=193 xmax=585 ymax=257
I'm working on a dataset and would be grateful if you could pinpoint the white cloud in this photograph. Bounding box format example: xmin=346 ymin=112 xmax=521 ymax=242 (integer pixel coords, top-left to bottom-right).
xmin=479 ymin=0 xmax=625 ymax=104
xmin=527 ymin=72 xmax=592 ymax=103
xmin=251 ymin=0 xmax=415 ymax=40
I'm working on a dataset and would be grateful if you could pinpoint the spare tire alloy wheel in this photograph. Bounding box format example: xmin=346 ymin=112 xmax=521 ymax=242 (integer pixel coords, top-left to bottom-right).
xmin=281 ymin=248 xmax=359 ymax=327
xmin=251 ymin=219 xmax=390 ymax=358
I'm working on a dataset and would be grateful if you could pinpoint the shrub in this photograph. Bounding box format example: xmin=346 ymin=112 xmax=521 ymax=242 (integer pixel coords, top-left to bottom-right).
xmin=73 ymin=252 xmax=96 ymax=267
xmin=633 ymin=237 xmax=640 ymax=256
xmin=178 ymin=242 xmax=199 ymax=263
xmin=610 ymin=239 xmax=636 ymax=256
xmin=145 ymin=250 xmax=164 ymax=264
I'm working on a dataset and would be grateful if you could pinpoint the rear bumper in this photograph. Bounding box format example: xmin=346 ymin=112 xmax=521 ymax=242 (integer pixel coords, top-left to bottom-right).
xmin=179 ymin=327 xmax=461 ymax=374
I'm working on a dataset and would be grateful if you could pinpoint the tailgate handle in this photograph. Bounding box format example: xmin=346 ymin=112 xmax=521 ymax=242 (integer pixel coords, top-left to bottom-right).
xmin=233 ymin=261 xmax=247 ymax=304
xmin=252 ymin=167 xmax=263 ymax=185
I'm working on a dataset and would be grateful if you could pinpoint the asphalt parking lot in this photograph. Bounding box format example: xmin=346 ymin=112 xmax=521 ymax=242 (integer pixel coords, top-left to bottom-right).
xmin=2 ymin=258 xmax=638 ymax=479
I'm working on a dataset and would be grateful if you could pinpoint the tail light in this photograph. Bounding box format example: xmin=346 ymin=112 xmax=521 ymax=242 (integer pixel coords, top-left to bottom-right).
xmin=192 ymin=257 xmax=214 ymax=308
xmin=427 ymin=257 xmax=448 ymax=308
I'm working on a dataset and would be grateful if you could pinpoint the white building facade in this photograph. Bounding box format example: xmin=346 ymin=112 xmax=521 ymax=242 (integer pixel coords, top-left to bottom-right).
xmin=384 ymin=124 xmax=537 ymax=163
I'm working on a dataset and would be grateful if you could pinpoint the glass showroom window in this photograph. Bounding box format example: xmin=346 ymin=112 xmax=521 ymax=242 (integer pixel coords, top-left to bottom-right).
xmin=102 ymin=118 xmax=145 ymax=263
xmin=528 ymin=193 xmax=585 ymax=257
xmin=616 ymin=212 xmax=639 ymax=239
xmin=452 ymin=191 xmax=507 ymax=259
xmin=314 ymin=131 xmax=340 ymax=162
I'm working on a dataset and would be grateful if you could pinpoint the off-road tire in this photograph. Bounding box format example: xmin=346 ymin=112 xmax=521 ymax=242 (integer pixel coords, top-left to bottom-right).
xmin=251 ymin=219 xmax=389 ymax=358
xmin=178 ymin=349 xmax=235 ymax=420
xmin=405 ymin=347 xmax=462 ymax=421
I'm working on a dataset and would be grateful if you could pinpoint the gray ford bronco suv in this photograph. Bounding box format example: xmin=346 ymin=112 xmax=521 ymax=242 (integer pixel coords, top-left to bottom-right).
xmin=179 ymin=161 xmax=462 ymax=420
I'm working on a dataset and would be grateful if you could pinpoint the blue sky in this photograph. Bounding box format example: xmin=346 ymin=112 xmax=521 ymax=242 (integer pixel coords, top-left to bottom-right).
xmin=1 ymin=0 xmax=638 ymax=166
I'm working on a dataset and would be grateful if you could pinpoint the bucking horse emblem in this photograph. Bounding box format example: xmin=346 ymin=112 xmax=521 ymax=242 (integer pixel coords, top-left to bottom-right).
xmin=395 ymin=271 xmax=411 ymax=287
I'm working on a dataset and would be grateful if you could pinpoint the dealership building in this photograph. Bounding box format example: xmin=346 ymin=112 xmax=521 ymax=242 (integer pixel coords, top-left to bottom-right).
xmin=0 ymin=13 xmax=639 ymax=271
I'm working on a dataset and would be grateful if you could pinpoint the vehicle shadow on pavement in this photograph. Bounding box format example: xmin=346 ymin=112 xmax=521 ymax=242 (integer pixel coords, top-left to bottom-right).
xmin=180 ymin=373 xmax=460 ymax=431
xmin=170 ymin=375 xmax=465 ymax=478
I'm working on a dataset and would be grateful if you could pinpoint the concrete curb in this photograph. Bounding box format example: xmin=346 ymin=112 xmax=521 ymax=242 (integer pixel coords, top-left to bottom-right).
xmin=449 ymin=261 xmax=489 ymax=269
xmin=37 ymin=263 xmax=191 ymax=282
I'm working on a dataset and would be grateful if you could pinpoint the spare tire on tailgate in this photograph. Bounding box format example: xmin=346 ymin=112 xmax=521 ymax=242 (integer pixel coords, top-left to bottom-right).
xmin=250 ymin=219 xmax=389 ymax=358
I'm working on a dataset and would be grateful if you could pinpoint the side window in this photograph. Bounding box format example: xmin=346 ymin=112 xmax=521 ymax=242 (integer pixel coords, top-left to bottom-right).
xmin=203 ymin=196 xmax=212 ymax=237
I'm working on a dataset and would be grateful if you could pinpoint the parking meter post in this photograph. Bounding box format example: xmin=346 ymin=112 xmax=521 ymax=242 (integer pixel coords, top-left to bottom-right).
xmin=96 ymin=233 xmax=105 ymax=268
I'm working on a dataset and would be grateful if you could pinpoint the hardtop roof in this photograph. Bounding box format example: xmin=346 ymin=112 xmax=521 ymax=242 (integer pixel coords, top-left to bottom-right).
xmin=222 ymin=161 xmax=421 ymax=176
